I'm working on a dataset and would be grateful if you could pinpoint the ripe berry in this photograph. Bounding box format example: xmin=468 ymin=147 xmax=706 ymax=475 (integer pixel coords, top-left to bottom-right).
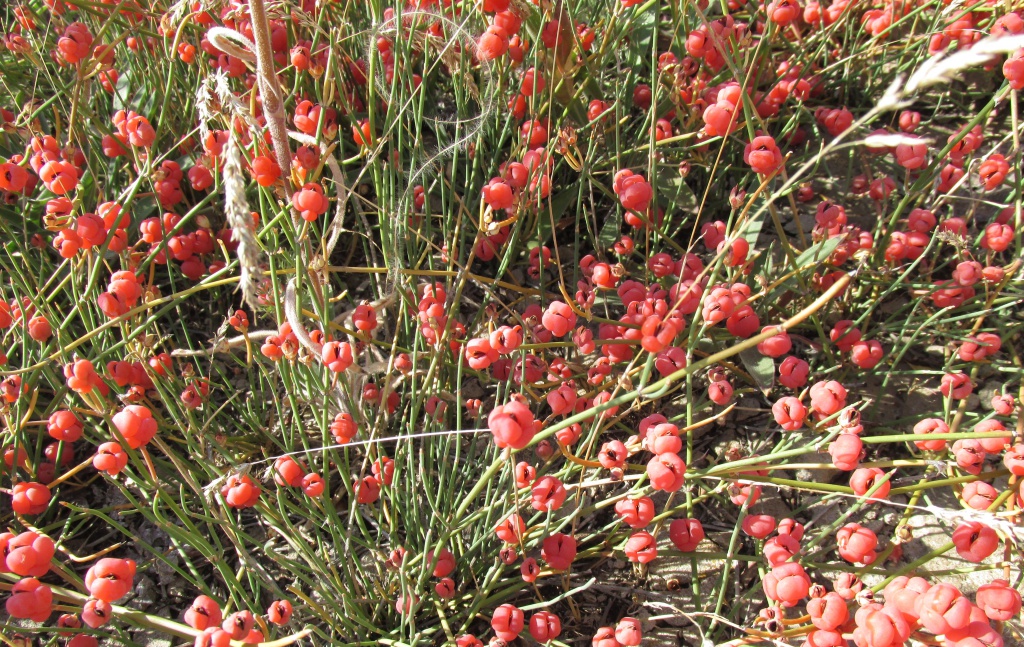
xmin=744 ymin=135 xmax=783 ymax=174
xmin=491 ymin=604 xmax=524 ymax=641
xmin=976 ymin=579 xmax=1022 ymax=621
xmin=615 ymin=617 xmax=642 ymax=646
xmin=646 ymin=452 xmax=686 ymax=491
xmin=11 ymin=482 xmax=51 ymax=515
xmin=598 ymin=440 xmax=627 ymax=469
xmin=292 ymin=183 xmax=329 ymax=222
xmin=669 ymin=518 xmax=704 ymax=551
xmin=222 ymin=610 xmax=255 ymax=640
xmin=185 ymin=595 xmax=223 ymax=630
xmin=614 ymin=497 xmax=655 ymax=529
xmin=495 ymin=514 xmax=525 ymax=543
xmin=6 ymin=577 xmax=53 ymax=622
xmin=519 ymin=556 xmax=539 ymax=581
xmin=621 ymin=530 xmax=657 ymax=563
xmin=762 ymin=562 xmax=811 ymax=607
xmin=850 ymin=467 xmax=890 ymax=500
xmin=267 ymin=600 xmax=293 ymax=625
xmin=742 ymin=515 xmax=776 ymax=539
xmin=529 ymin=610 xmax=561 ymax=642
xmin=85 ymin=557 xmax=136 ymax=602
xmin=613 ymin=170 xmax=653 ymax=214
xmin=836 ymin=523 xmax=877 ymax=564
xmin=541 ymin=533 xmax=577 ymax=570
xmin=778 ymin=356 xmax=809 ymax=389
xmin=221 ymin=474 xmax=261 ymax=508
xmin=916 ymin=583 xmax=972 ymax=635
xmin=251 ymin=155 xmax=280 ymax=187
xmin=488 ymin=400 xmax=538 ymax=450
xmin=772 ymin=397 xmax=808 ymax=430
xmin=531 ymin=475 xmax=566 ymax=511
xmin=112 ymin=405 xmax=157 ymax=449
xmin=951 ymin=521 xmax=998 ymax=563
xmin=273 ymin=456 xmax=306 ymax=487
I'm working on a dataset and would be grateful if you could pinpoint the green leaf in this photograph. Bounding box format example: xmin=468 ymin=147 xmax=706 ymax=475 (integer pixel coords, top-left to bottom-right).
xmin=112 ymin=67 xmax=157 ymax=117
xmin=655 ymin=169 xmax=698 ymax=211
xmin=794 ymin=236 xmax=843 ymax=268
xmin=775 ymin=236 xmax=844 ymax=291
xmin=112 ymin=69 xmax=131 ymax=112
xmin=741 ymin=208 xmax=769 ymax=248
xmin=624 ymin=8 xmax=656 ymax=68
xmin=538 ymin=189 xmax=580 ymax=245
xmin=740 ymin=347 xmax=774 ymax=395
xmin=550 ymin=189 xmax=577 ymax=223
xmin=749 ymin=240 xmax=775 ymax=283
xmin=597 ymin=212 xmax=621 ymax=252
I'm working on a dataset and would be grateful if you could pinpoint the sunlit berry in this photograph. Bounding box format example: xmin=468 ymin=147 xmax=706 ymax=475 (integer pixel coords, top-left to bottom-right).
xmin=836 ymin=523 xmax=877 ymax=565
xmin=112 ymin=405 xmax=157 ymax=449
xmin=292 ymin=183 xmax=329 ymax=222
xmin=828 ymin=433 xmax=862 ymax=471
xmin=951 ymin=521 xmax=998 ymax=563
xmin=11 ymin=482 xmax=50 ymax=515
xmin=976 ymin=579 xmax=1022 ymax=621
xmin=850 ymin=467 xmax=890 ymax=500
xmin=251 ymin=155 xmax=280 ymax=187
xmin=488 ymin=400 xmax=537 ymax=450
xmin=531 ymin=475 xmax=567 ymax=511
xmin=221 ymin=473 xmax=261 ymax=508
xmin=777 ymin=356 xmax=809 ymax=389
xmin=623 ymin=531 xmax=657 ymax=563
xmin=772 ymin=397 xmax=807 ymax=430
xmin=609 ymin=496 xmax=655 ymax=530
xmin=744 ymin=135 xmax=783 ymax=174
xmin=6 ymin=577 xmax=53 ymax=622
xmin=492 ymin=604 xmax=524 ymax=642
xmin=613 ymin=170 xmax=653 ymax=213
xmin=646 ymin=452 xmax=686 ymax=491
xmin=85 ymin=557 xmax=136 ymax=602
xmin=185 ymin=595 xmax=223 ymax=630
xmin=917 ymin=583 xmax=972 ymax=635
xmin=541 ymin=301 xmax=576 ymax=337
xmin=850 ymin=339 xmax=884 ymax=369
xmin=940 ymin=372 xmax=972 ymax=399
xmin=763 ymin=562 xmax=811 ymax=607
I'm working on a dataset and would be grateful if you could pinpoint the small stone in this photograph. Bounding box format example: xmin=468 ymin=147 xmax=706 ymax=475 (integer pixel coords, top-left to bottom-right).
xmin=128 ymin=575 xmax=158 ymax=610
xmin=793 ymin=452 xmax=837 ymax=483
xmin=963 ymin=393 xmax=980 ymax=411
xmin=733 ymin=397 xmax=762 ymax=421
xmin=978 ymin=381 xmax=1002 ymax=410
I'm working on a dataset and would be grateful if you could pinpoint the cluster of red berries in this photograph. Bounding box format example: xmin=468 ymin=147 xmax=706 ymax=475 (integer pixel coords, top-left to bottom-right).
xmin=2 ymin=0 xmax=1023 ymax=643
xmin=185 ymin=593 xmax=294 ymax=646
xmin=1 ymin=532 xmax=139 ymax=644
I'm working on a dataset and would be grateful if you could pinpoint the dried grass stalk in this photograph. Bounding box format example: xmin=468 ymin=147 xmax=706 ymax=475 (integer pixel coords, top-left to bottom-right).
xmin=224 ymin=136 xmax=262 ymax=311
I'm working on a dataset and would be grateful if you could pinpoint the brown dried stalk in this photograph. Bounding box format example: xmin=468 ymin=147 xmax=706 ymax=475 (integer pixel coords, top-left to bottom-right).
xmin=248 ymin=0 xmax=291 ymax=179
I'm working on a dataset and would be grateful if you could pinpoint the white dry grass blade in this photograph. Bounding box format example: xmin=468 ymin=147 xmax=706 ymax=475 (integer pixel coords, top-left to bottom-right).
xmin=289 ymin=130 xmax=351 ymax=257
xmin=195 ymin=70 xmax=259 ymax=132
xmin=224 ymin=136 xmax=262 ymax=310
xmin=860 ymin=133 xmax=934 ymax=149
xmin=878 ymin=35 xmax=1024 ymax=111
xmin=367 ymin=8 xmax=501 ymax=279
xmin=284 ymin=278 xmax=323 ymax=355
xmin=195 ymin=76 xmax=216 ymax=142
xmin=904 ymin=35 xmax=1024 ymax=95
xmin=204 ymin=26 xmax=257 ymax=62
xmin=921 ymin=504 xmax=1024 ymax=546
